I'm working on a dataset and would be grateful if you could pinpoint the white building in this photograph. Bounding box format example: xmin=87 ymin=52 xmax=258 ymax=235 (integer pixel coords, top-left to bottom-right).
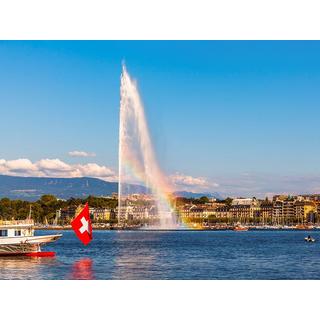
xmin=232 ymin=198 xmax=256 ymax=206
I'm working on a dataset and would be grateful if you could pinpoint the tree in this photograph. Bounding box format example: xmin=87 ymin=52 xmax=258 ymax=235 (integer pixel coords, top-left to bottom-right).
xmin=39 ymin=194 xmax=57 ymax=205
xmin=199 ymin=196 xmax=209 ymax=204
xmin=224 ymin=197 xmax=233 ymax=207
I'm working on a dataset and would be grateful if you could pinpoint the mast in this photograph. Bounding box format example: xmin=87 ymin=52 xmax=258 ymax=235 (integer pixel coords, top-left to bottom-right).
xmin=28 ymin=205 xmax=32 ymax=220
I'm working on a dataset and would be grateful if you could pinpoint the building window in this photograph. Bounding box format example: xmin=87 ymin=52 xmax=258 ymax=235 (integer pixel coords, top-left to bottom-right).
xmin=15 ymin=230 xmax=21 ymax=236
xmin=0 ymin=230 xmax=8 ymax=236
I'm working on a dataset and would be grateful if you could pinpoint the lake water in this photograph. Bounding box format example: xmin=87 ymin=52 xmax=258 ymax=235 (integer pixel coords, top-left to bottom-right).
xmin=1 ymin=229 xmax=320 ymax=280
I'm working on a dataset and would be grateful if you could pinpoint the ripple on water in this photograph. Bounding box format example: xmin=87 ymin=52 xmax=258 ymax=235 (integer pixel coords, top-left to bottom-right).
xmin=1 ymin=230 xmax=320 ymax=280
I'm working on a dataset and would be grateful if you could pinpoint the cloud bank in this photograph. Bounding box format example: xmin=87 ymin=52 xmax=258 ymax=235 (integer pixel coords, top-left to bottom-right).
xmin=0 ymin=159 xmax=218 ymax=193
xmin=0 ymin=158 xmax=117 ymax=182
xmin=2 ymin=159 xmax=318 ymax=197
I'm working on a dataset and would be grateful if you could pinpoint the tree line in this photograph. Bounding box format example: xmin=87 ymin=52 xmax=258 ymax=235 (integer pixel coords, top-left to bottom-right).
xmin=0 ymin=195 xmax=118 ymax=223
xmin=0 ymin=194 xmax=232 ymax=224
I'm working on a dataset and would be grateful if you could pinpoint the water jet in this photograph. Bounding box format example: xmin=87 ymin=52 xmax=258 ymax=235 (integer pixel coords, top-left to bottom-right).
xmin=118 ymin=65 xmax=177 ymax=229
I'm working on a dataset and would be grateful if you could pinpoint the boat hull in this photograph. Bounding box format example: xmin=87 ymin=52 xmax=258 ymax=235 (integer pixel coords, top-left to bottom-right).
xmin=233 ymin=226 xmax=249 ymax=231
xmin=0 ymin=234 xmax=62 ymax=256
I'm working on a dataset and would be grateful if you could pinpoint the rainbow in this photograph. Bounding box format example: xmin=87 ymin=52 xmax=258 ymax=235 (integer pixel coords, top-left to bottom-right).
xmin=119 ymin=65 xmax=196 ymax=229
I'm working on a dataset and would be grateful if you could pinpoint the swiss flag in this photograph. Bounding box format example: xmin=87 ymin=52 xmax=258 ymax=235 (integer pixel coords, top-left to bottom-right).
xmin=71 ymin=203 xmax=92 ymax=245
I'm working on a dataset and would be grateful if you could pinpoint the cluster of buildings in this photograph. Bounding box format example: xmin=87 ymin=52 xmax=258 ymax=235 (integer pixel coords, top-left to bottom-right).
xmin=178 ymin=195 xmax=320 ymax=225
xmin=56 ymin=194 xmax=320 ymax=226
xmin=57 ymin=204 xmax=157 ymax=224
xmin=117 ymin=205 xmax=158 ymax=222
xmin=57 ymin=206 xmax=116 ymax=222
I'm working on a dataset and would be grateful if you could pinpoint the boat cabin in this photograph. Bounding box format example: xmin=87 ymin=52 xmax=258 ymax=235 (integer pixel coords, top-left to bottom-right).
xmin=0 ymin=219 xmax=34 ymax=238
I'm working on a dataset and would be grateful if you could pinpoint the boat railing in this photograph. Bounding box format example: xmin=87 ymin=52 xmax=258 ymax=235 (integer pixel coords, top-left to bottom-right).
xmin=0 ymin=219 xmax=34 ymax=226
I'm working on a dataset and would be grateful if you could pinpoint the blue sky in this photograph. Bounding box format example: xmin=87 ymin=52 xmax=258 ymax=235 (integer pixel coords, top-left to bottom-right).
xmin=1 ymin=41 xmax=320 ymax=197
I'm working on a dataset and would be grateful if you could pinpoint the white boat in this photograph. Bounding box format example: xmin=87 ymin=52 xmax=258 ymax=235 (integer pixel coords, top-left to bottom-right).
xmin=233 ymin=225 xmax=249 ymax=231
xmin=304 ymin=236 xmax=316 ymax=243
xmin=0 ymin=219 xmax=62 ymax=256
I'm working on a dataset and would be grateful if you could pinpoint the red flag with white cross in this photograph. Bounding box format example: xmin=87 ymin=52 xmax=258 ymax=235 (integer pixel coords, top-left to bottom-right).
xmin=71 ymin=203 xmax=92 ymax=245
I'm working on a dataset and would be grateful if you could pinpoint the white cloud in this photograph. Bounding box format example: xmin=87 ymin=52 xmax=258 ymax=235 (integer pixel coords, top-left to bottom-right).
xmin=0 ymin=158 xmax=38 ymax=175
xmin=170 ymin=172 xmax=219 ymax=192
xmin=0 ymin=158 xmax=117 ymax=181
xmin=68 ymin=150 xmax=96 ymax=158
xmin=37 ymin=159 xmax=72 ymax=172
xmin=75 ymin=163 xmax=116 ymax=180
xmin=5 ymin=159 xmax=37 ymax=172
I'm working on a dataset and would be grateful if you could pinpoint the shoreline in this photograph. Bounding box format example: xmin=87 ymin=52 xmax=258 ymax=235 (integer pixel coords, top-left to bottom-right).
xmin=35 ymin=226 xmax=320 ymax=231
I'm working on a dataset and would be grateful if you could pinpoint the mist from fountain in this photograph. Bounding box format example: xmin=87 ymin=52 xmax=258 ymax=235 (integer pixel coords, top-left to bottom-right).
xmin=118 ymin=65 xmax=177 ymax=229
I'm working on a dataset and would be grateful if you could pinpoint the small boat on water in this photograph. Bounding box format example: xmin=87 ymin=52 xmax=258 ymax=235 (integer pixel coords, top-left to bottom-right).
xmin=304 ymin=236 xmax=316 ymax=243
xmin=296 ymin=224 xmax=313 ymax=230
xmin=0 ymin=219 xmax=62 ymax=256
xmin=233 ymin=225 xmax=249 ymax=232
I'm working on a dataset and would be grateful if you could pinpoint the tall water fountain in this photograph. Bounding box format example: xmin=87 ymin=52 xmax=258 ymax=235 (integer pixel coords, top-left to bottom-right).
xmin=118 ymin=65 xmax=177 ymax=229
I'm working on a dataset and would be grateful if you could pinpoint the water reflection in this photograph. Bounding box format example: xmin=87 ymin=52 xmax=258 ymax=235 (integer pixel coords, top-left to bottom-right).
xmin=3 ymin=230 xmax=318 ymax=280
xmin=0 ymin=256 xmax=57 ymax=280
xmin=69 ymin=258 xmax=95 ymax=280
xmin=112 ymin=231 xmax=160 ymax=279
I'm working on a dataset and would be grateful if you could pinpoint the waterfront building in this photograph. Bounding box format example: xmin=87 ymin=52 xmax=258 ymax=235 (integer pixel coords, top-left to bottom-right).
xmin=202 ymin=208 xmax=218 ymax=219
xmin=132 ymin=206 xmax=156 ymax=220
xmin=300 ymin=201 xmax=317 ymax=223
xmin=214 ymin=205 xmax=229 ymax=219
xmin=117 ymin=205 xmax=133 ymax=221
xmin=116 ymin=205 xmax=158 ymax=222
xmin=294 ymin=201 xmax=306 ymax=223
xmin=250 ymin=202 xmax=261 ymax=221
xmin=109 ymin=209 xmax=117 ymax=221
xmin=189 ymin=206 xmax=205 ymax=219
xmin=272 ymin=200 xmax=284 ymax=225
xmin=282 ymin=198 xmax=295 ymax=223
xmin=271 ymin=197 xmax=318 ymax=225
xmin=260 ymin=201 xmax=273 ymax=224
xmin=178 ymin=203 xmax=225 ymax=220
xmin=89 ymin=208 xmax=111 ymax=221
xmin=272 ymin=198 xmax=296 ymax=224
xmin=98 ymin=193 xmax=320 ymax=226
xmin=179 ymin=205 xmax=202 ymax=219
xmin=178 ymin=205 xmax=191 ymax=220
xmin=316 ymin=201 xmax=320 ymax=216
xmin=229 ymin=205 xmax=251 ymax=223
xmin=59 ymin=206 xmax=77 ymax=222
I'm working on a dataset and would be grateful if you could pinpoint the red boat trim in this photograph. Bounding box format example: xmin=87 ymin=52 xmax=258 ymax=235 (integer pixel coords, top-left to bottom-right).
xmin=24 ymin=252 xmax=56 ymax=257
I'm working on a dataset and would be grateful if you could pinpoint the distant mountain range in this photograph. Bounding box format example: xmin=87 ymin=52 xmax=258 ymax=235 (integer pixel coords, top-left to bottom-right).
xmin=0 ymin=175 xmax=146 ymax=200
xmin=0 ymin=174 xmax=221 ymax=201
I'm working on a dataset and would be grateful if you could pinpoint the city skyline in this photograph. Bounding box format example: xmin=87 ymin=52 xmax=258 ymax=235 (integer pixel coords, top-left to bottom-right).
xmin=1 ymin=41 xmax=320 ymax=197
